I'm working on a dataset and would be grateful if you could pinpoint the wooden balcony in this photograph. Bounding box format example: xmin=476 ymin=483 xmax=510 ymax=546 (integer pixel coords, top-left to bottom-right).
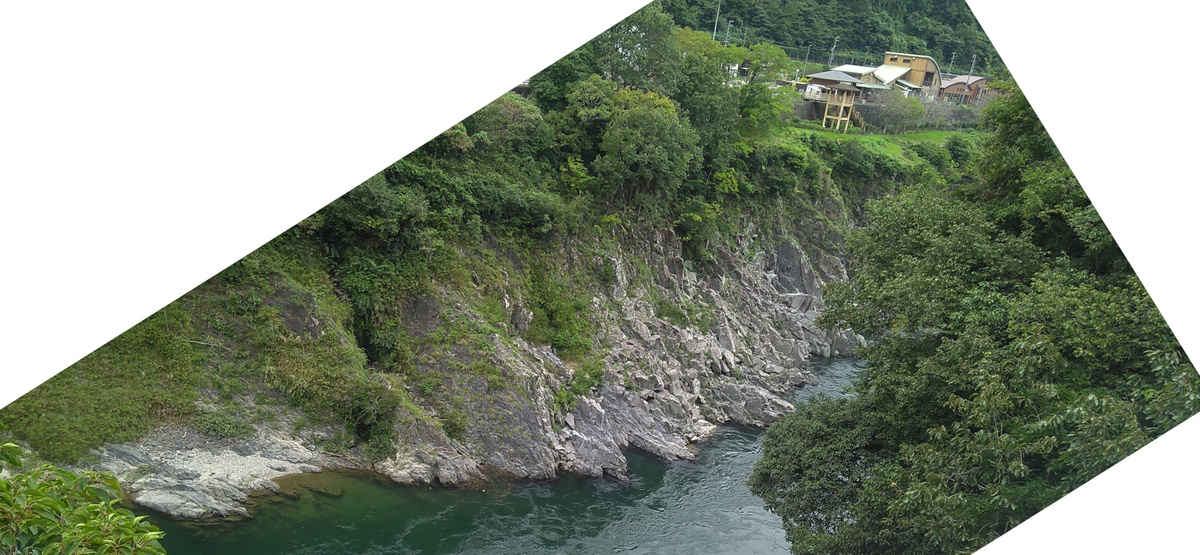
xmin=804 ymin=90 xmax=857 ymax=106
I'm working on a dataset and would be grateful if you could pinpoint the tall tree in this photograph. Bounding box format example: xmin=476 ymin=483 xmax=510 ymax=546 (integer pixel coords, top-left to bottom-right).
xmin=590 ymin=1 xmax=684 ymax=96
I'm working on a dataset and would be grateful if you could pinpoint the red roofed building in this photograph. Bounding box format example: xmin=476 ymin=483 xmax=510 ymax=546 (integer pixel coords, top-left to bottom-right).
xmin=940 ymin=75 xmax=990 ymax=105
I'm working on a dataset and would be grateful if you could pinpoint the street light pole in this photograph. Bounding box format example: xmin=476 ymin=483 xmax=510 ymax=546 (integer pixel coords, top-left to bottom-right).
xmin=712 ymin=0 xmax=721 ymax=41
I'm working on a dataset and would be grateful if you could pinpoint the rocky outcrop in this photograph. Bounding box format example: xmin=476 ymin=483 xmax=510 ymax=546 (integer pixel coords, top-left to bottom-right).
xmin=368 ymin=230 xmax=864 ymax=488
xmin=90 ymin=230 xmax=863 ymax=521
xmin=91 ymin=424 xmax=365 ymax=520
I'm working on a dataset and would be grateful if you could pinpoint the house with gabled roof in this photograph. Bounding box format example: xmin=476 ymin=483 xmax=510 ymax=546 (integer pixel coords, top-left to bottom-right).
xmin=830 ymin=64 xmax=880 ymax=83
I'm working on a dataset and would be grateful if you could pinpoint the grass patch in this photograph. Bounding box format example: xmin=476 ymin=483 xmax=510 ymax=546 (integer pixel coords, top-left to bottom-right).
xmin=0 ymin=305 xmax=201 ymax=463
xmin=194 ymin=407 xmax=254 ymax=438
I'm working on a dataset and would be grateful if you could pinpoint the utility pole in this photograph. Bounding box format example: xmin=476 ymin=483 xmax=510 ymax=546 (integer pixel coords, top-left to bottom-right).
xmin=948 ymin=51 xmax=957 ymax=74
xmin=724 ymin=19 xmax=733 ymax=45
xmin=828 ymin=36 xmax=839 ymax=66
xmin=801 ymin=44 xmax=811 ymax=80
xmin=712 ymin=0 xmax=721 ymax=41
xmin=962 ymin=54 xmax=976 ymax=105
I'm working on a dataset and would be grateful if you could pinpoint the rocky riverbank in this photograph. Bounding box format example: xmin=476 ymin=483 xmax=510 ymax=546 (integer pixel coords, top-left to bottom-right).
xmin=87 ymin=229 xmax=862 ymax=520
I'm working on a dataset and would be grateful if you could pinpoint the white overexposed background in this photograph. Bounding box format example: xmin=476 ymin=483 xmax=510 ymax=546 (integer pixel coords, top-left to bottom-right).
xmin=1 ymin=1 xmax=1196 ymax=552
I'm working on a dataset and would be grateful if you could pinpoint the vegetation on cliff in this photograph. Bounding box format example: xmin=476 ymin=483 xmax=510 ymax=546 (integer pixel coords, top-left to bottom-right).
xmin=0 ymin=2 xmax=947 ymax=467
xmin=748 ymin=79 xmax=1199 ymax=554
xmin=3 ymin=3 xmax=1181 ymax=553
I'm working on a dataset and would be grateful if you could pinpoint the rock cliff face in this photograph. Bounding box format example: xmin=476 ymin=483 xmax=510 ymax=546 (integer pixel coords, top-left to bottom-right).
xmin=91 ymin=229 xmax=862 ymax=520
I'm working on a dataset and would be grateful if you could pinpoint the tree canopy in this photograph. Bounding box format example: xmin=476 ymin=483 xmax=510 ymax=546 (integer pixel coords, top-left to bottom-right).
xmin=748 ymin=79 xmax=1198 ymax=554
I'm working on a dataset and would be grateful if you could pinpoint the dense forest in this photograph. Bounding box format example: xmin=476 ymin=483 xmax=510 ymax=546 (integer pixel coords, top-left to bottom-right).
xmin=0 ymin=1 xmax=1193 ymax=553
xmin=748 ymin=79 xmax=1200 ymax=553
xmin=660 ymin=0 xmax=1000 ymax=73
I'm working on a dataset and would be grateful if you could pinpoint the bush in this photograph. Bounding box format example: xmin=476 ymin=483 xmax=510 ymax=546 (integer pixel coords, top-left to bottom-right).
xmin=195 ymin=407 xmax=255 ymax=439
xmin=440 ymin=409 xmax=468 ymax=441
xmin=0 ymin=443 xmax=167 ymax=553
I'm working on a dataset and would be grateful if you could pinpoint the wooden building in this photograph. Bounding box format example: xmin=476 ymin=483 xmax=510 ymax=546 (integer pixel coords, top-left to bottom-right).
xmin=880 ymin=52 xmax=942 ymax=95
xmin=939 ymin=75 xmax=989 ymax=104
xmin=830 ymin=64 xmax=881 ymax=84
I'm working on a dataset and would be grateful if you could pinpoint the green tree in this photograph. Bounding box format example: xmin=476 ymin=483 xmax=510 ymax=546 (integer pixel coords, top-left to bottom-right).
xmin=673 ymin=33 xmax=742 ymax=170
xmin=738 ymin=81 xmax=794 ymax=136
xmin=529 ymin=49 xmax=598 ymax=112
xmin=0 ymin=443 xmax=167 ymax=554
xmin=547 ymin=74 xmax=619 ymax=164
xmin=871 ymin=91 xmax=926 ymax=133
xmin=744 ymin=43 xmax=793 ymax=84
xmin=592 ymin=89 xmax=702 ymax=204
xmin=590 ymin=1 xmax=683 ymax=96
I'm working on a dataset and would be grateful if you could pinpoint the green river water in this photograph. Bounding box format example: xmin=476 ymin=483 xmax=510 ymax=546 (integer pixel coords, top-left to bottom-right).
xmin=146 ymin=358 xmax=864 ymax=554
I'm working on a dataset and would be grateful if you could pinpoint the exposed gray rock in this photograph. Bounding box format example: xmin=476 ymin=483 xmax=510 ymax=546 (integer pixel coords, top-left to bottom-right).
xmin=90 ymin=423 xmax=366 ymax=521
xmin=84 ymin=233 xmax=863 ymax=522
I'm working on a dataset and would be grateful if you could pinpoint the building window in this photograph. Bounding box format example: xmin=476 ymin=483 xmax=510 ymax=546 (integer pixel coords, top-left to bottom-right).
xmin=890 ymin=56 xmax=898 ymax=62
xmin=923 ymin=72 xmax=934 ymax=86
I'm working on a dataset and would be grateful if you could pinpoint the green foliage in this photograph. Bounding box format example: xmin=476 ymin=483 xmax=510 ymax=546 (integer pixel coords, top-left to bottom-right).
xmin=654 ymin=298 xmax=689 ymax=328
xmin=593 ymin=88 xmax=702 ymax=203
xmin=571 ymin=359 xmax=605 ymax=396
xmin=673 ymin=198 xmax=724 ymax=261
xmin=660 ymin=0 xmax=1001 ymax=74
xmin=748 ymin=397 xmax=890 ymax=554
xmin=590 ymin=1 xmax=682 ymax=96
xmin=754 ymin=79 xmax=1198 ymax=555
xmin=872 ymin=91 xmax=927 ymax=133
xmin=440 ymin=409 xmax=469 ymax=441
xmin=364 ymin=432 xmax=397 ymax=463
xmin=822 ymin=184 xmax=1042 ymax=336
xmin=462 ymin=92 xmax=556 ymax=160
xmin=548 ymin=74 xmax=618 ymax=164
xmin=0 ymin=443 xmax=167 ymax=553
xmin=553 ymin=358 xmax=606 ymax=413
xmin=523 ymin=262 xmax=593 ymax=361
xmin=0 ymin=305 xmax=200 ymax=463
xmin=673 ymin=32 xmax=743 ymax=169
xmin=194 ymin=407 xmax=254 ymax=439
xmin=529 ymin=49 xmax=598 ymax=112
xmin=744 ymin=43 xmax=793 ymax=84
xmin=738 ymin=82 xmax=794 ymax=136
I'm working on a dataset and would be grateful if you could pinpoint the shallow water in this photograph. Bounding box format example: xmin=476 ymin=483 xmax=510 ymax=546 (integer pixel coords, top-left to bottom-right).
xmin=148 ymin=358 xmax=865 ymax=554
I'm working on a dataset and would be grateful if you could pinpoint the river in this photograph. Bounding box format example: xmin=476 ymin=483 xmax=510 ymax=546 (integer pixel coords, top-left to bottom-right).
xmin=147 ymin=358 xmax=864 ymax=554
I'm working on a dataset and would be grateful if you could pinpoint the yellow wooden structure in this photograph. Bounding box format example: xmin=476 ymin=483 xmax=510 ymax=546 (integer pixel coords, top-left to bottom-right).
xmin=820 ymin=90 xmax=857 ymax=133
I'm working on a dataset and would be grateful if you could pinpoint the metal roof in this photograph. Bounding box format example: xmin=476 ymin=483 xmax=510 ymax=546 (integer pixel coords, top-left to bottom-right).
xmin=885 ymin=51 xmax=938 ymax=62
xmin=895 ymin=79 xmax=921 ymax=89
xmin=872 ymin=64 xmax=910 ymax=84
xmin=832 ymin=64 xmax=877 ymax=75
xmin=805 ymin=70 xmax=864 ymax=84
xmin=941 ymin=74 xmax=987 ymax=88
xmin=855 ymin=82 xmax=891 ymax=90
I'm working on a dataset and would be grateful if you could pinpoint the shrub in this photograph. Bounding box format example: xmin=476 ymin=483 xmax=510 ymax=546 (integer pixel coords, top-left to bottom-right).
xmin=195 ymin=407 xmax=255 ymax=439
xmin=0 ymin=443 xmax=167 ymax=554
